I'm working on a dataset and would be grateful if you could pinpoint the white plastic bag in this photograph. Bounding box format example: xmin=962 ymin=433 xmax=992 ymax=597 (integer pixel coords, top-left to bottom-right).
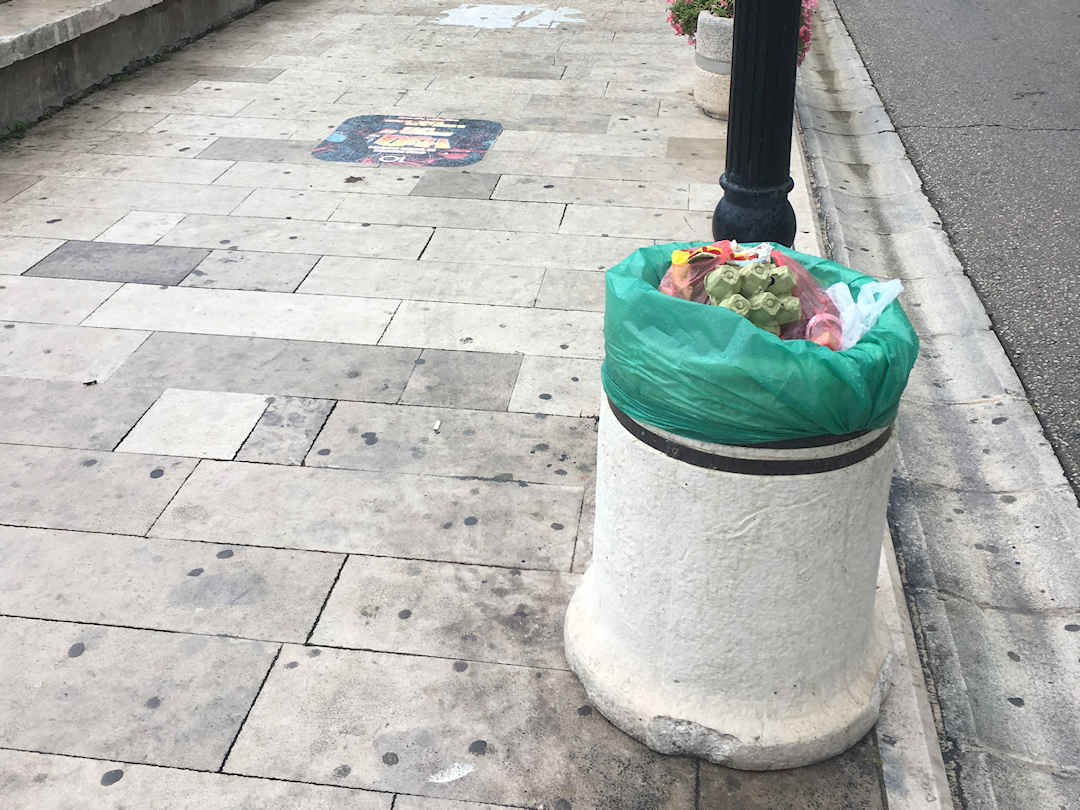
xmin=826 ymin=279 xmax=904 ymax=351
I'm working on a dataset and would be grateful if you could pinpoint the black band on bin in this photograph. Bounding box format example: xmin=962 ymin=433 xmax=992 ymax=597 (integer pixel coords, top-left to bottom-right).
xmin=607 ymin=399 xmax=892 ymax=476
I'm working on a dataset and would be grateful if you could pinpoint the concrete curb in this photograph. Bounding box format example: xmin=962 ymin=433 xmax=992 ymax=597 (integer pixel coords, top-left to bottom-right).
xmin=798 ymin=2 xmax=1080 ymax=808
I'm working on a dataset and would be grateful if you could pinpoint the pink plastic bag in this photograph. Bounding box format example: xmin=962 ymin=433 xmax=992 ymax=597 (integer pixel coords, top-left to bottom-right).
xmin=658 ymin=243 xmax=734 ymax=304
xmin=772 ymin=250 xmax=843 ymax=350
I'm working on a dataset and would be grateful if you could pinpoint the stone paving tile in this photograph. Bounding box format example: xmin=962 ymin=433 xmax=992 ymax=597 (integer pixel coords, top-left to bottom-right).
xmin=422 ymin=228 xmax=641 ymax=272
xmin=102 ymin=111 xmax=170 ymax=132
xmin=525 ymin=93 xmax=660 ymax=118
xmin=0 ymin=173 xmax=40 ymax=201
xmin=157 ymin=114 xmax=303 ymax=139
xmin=307 ymin=401 xmax=596 ymax=485
xmin=196 ymin=136 xmax=323 ymax=164
xmin=299 ymin=257 xmax=544 ymax=307
xmin=117 ymin=388 xmax=271 ymax=460
xmin=490 ymin=131 xmax=668 ymax=158
xmin=0 ymin=235 xmax=63 ymax=274
xmin=152 ymin=461 xmax=580 ymax=569
xmin=224 ymin=645 xmax=696 ymax=807
xmin=408 ymin=171 xmax=501 ymax=200
xmin=0 ymin=203 xmax=125 ymax=240
xmin=0 ymin=617 xmax=277 ymax=770
xmin=560 ymin=202 xmax=711 ymax=240
xmin=231 ymin=188 xmax=345 ymax=221
xmin=906 ymin=331 xmax=1024 ymax=404
xmin=399 ymin=350 xmax=523 ymax=411
xmin=572 ymin=476 xmax=596 ymax=574
xmin=0 ymin=276 xmax=119 ymax=324
xmin=181 ymin=249 xmax=318 ymax=292
xmin=698 ymin=734 xmax=884 ymax=809
xmin=0 ymin=322 xmax=149 ymax=384
xmin=213 ymin=162 xmax=423 ymax=196
xmin=312 ymin=556 xmax=578 ymax=667
xmin=96 ymin=212 xmax=188 ymax=246
xmin=0 ymin=151 xmax=235 ymax=185
xmin=12 ymin=176 xmax=253 ymax=216
xmin=0 ymin=378 xmax=158 ymax=450
xmin=238 ymin=96 xmax=406 ymax=122
xmin=158 ymin=213 xmax=431 ymax=258
xmin=606 ymin=114 xmax=727 ymax=139
xmin=666 ymin=136 xmax=727 ymax=163
xmin=89 ymin=133 xmax=219 ymax=158
xmin=25 ymin=240 xmax=210 ymax=285
xmin=90 ymin=89 xmax=254 ymax=117
xmin=508 ymin=356 xmax=603 ymax=418
xmin=381 ymin=300 xmax=603 ymax=359
xmin=333 ymin=194 xmax=563 ymax=233
xmin=689 ymin=181 xmax=725 ymax=211
xmin=394 ymin=797 xmax=503 ymax=810
xmin=237 ymin=396 xmax=336 ymax=465
xmin=107 ymin=333 xmax=418 ymax=402
xmin=0 ymin=444 xmax=194 ymax=535
xmin=493 ymin=174 xmax=690 ymax=209
xmin=86 ymin=285 xmax=400 ymax=345
xmin=0 ymin=749 xmax=390 ymax=810
xmin=495 ymin=112 xmax=613 ymax=134
xmin=0 ymin=526 xmax=342 ymax=641
xmin=573 ymin=154 xmax=725 ymax=184
xmin=534 ymin=268 xmax=605 ymax=312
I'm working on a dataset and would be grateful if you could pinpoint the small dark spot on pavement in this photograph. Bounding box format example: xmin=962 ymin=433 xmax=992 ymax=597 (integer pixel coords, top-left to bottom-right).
xmin=285 ymin=661 xmax=299 ymax=669
xmin=81 ymin=459 xmax=98 ymax=467
xmin=539 ymin=393 xmax=552 ymax=400
xmin=469 ymin=739 xmax=488 ymax=755
xmin=317 ymin=448 xmax=331 ymax=455
xmin=991 ymin=416 xmax=1008 ymax=425
xmin=1065 ymin=624 xmax=1080 ymax=632
xmin=362 ymin=432 xmax=378 ymax=445
xmin=187 ymin=568 xmax=203 ymax=577
xmin=216 ymin=549 xmax=233 ymax=559
xmin=464 ymin=516 xmax=478 ymax=526
xmin=382 ymin=752 xmax=399 ymax=765
xmin=145 ymin=696 xmax=161 ymax=709
xmin=149 ymin=468 xmax=164 ymax=479
xmin=554 ymin=800 xmax=572 ymax=810
xmin=100 ymin=769 xmax=123 ymax=786
xmin=453 ymin=660 xmax=468 ymax=672
xmin=999 ymin=495 xmax=1016 ymax=503
xmin=442 ymin=521 xmax=453 ymax=529
xmin=68 ymin=642 xmax=85 ymax=658
xmin=1007 ymin=651 xmax=1021 ymax=661
xmin=577 ymin=705 xmax=593 ymax=716
xmin=398 ymin=609 xmax=412 ymax=619
xmin=333 ymin=764 xmax=351 ymax=778
xmin=308 ymin=648 xmax=322 ymax=656
xmin=1007 ymin=697 xmax=1025 ymax=707
xmin=551 ymin=522 xmax=564 ymax=530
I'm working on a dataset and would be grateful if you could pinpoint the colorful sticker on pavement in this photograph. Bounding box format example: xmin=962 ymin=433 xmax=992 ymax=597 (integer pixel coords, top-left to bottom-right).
xmin=312 ymin=116 xmax=502 ymax=168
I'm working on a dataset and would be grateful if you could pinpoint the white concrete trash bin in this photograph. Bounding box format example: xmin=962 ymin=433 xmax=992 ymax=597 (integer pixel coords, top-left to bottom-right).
xmin=564 ymin=397 xmax=896 ymax=770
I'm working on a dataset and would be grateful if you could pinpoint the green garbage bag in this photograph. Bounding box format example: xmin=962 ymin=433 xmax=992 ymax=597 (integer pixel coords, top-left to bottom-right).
xmin=601 ymin=242 xmax=919 ymax=445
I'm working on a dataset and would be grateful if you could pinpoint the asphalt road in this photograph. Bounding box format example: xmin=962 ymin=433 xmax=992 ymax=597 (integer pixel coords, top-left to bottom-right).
xmin=832 ymin=0 xmax=1080 ymax=490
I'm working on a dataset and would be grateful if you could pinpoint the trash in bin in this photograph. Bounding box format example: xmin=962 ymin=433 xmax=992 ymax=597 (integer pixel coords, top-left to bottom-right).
xmin=603 ymin=241 xmax=919 ymax=444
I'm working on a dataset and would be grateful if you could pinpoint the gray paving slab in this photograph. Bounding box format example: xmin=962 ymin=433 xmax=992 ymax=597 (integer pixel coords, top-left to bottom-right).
xmin=196 ymin=136 xmax=322 ymax=163
xmin=535 ymin=268 xmax=604 ymax=311
xmin=307 ymin=401 xmax=596 ymax=485
xmin=904 ymin=331 xmax=1025 ymax=405
xmin=0 ymin=617 xmax=277 ymax=770
xmin=0 ymin=203 xmax=125 ymax=241
xmin=493 ymin=174 xmax=690 ymax=209
xmin=508 ymin=355 xmax=602 ymax=418
xmin=0 ymin=378 xmax=157 ymax=450
xmin=0 ymin=235 xmax=63 ymax=274
xmin=85 ymin=285 xmax=400 ymax=345
xmin=572 ymin=475 xmax=596 ymax=574
xmin=222 ymin=387 xmax=329 ymax=459
xmin=299 ymin=257 xmax=545 ymax=308
xmin=117 ymin=388 xmax=271 ymax=460
xmin=0 ymin=749 xmax=390 ymax=810
xmin=96 ymin=212 xmax=186 ymax=246
xmin=408 ymin=171 xmax=500 ymax=200
xmin=0 ymin=526 xmax=341 ymax=641
xmin=954 ymin=751 xmax=1080 ymax=810
xmin=399 ymin=350 xmax=522 ymax=411
xmin=898 ymin=273 xmax=992 ymax=337
xmin=310 ymin=556 xmax=578 ymax=667
xmin=230 ymin=188 xmax=346 ymax=221
xmin=0 ymin=321 xmax=149 ymax=384
xmin=897 ymin=397 xmax=1069 ymax=493
xmin=333 ymin=194 xmax=564 ymax=233
xmin=0 ymin=173 xmax=40 ymax=201
xmin=224 ymin=646 xmax=697 ymax=808
xmin=11 ymin=176 xmax=253 ymax=216
xmin=0 ymin=443 xmax=195 ymax=535
xmin=698 ymin=733 xmax=884 ymax=809
xmin=24 ymin=241 xmax=211 ymax=285
xmin=0 ymin=276 xmax=119 ymax=325
xmin=152 ymin=461 xmax=580 ymax=569
xmin=87 ymin=132 xmax=217 ymax=158
xmin=380 ymin=300 xmax=604 ymax=359
xmin=393 ymin=797 xmax=502 ymax=810
xmin=665 ymin=136 xmax=727 ymax=163
xmin=107 ymin=332 xmax=418 ymax=402
xmin=181 ymin=249 xmax=318 ymax=292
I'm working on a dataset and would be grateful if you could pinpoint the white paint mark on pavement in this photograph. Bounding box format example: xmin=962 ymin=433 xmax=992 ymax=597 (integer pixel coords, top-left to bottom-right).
xmin=427 ymin=762 xmax=476 ymax=783
xmin=435 ymin=4 xmax=584 ymax=29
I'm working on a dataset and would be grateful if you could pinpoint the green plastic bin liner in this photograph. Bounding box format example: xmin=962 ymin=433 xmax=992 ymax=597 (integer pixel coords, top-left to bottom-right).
xmin=601 ymin=242 xmax=919 ymax=445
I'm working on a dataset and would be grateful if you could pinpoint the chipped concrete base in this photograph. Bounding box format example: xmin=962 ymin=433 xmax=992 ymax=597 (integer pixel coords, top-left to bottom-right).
xmin=565 ymin=399 xmax=895 ymax=770
xmin=692 ymin=68 xmax=729 ymax=120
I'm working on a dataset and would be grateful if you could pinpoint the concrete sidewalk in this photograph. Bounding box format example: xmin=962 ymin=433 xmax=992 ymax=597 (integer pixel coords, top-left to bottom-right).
xmin=0 ymin=1 xmax=912 ymax=807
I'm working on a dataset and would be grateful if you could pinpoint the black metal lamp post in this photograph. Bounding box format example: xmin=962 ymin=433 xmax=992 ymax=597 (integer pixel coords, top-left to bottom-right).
xmin=712 ymin=0 xmax=802 ymax=247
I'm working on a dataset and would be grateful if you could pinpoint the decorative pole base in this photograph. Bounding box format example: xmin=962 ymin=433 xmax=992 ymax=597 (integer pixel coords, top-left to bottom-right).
xmin=712 ymin=174 xmax=796 ymax=247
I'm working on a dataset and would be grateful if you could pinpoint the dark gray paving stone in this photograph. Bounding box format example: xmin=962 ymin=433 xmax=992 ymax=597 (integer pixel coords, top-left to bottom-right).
xmin=399 ymin=349 xmax=522 ymax=411
xmin=0 ymin=617 xmax=277 ymax=769
xmin=196 ymin=137 xmax=321 ymax=163
xmin=307 ymin=401 xmax=596 ymax=485
xmin=236 ymin=395 xmax=335 ymax=465
xmin=152 ymin=461 xmax=580 ymax=569
xmin=665 ymin=136 xmax=727 ymax=162
xmin=0 ymin=378 xmax=157 ymax=450
xmin=699 ymin=734 xmax=884 ymax=809
xmin=0 ymin=443 xmax=195 ymax=535
xmin=107 ymin=332 xmax=419 ymax=402
xmin=0 ymin=749 xmax=391 ymax=809
xmin=0 ymin=526 xmax=342 ymax=641
xmin=24 ymin=241 xmax=210 ymax=285
xmin=310 ymin=556 xmax=578 ymax=667
xmin=409 ymin=170 xmax=501 ymax=200
xmin=225 ymin=646 xmax=697 ymax=808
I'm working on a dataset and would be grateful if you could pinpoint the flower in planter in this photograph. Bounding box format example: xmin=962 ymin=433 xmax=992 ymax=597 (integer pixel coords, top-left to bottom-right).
xmin=668 ymin=0 xmax=818 ymax=63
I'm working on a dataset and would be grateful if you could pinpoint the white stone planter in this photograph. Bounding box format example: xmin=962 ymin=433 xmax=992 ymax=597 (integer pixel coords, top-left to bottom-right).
xmin=693 ymin=12 xmax=733 ymax=118
xmin=564 ymin=397 xmax=895 ymax=770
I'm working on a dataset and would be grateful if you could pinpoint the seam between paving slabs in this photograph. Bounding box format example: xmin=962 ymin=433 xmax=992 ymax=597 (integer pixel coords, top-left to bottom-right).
xmin=800 ymin=1 xmax=1080 ymax=808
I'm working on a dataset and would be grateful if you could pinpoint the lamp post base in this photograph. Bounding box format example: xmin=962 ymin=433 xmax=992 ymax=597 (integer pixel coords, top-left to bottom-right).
xmin=711 ymin=174 xmax=797 ymax=247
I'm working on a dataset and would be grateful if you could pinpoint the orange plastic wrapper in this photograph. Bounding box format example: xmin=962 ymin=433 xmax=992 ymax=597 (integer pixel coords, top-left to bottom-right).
xmin=658 ymin=242 xmax=734 ymax=303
